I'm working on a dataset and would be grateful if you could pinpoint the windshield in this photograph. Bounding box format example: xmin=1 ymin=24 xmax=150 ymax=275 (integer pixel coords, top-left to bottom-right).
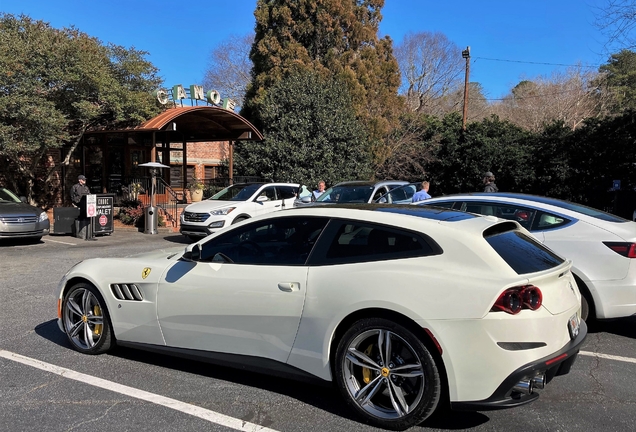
xmin=316 ymin=185 xmax=375 ymax=203
xmin=209 ymin=184 xmax=262 ymax=201
xmin=0 ymin=187 xmax=21 ymax=203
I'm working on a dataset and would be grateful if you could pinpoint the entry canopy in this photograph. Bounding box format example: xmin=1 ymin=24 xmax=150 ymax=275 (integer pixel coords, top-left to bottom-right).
xmin=136 ymin=106 xmax=263 ymax=142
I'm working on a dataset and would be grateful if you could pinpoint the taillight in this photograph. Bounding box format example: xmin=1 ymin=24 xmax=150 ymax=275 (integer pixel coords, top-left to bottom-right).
xmin=603 ymin=242 xmax=636 ymax=258
xmin=492 ymin=285 xmax=543 ymax=314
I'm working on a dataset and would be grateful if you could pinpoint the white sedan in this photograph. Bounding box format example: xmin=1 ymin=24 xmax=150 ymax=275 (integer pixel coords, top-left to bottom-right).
xmin=57 ymin=204 xmax=586 ymax=430
xmin=416 ymin=193 xmax=636 ymax=321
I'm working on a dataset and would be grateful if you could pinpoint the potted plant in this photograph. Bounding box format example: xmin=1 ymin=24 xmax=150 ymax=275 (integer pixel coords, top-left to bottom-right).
xmin=188 ymin=175 xmax=205 ymax=202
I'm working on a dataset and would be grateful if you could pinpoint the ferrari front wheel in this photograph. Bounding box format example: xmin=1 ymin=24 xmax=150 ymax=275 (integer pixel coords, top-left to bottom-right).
xmin=62 ymin=283 xmax=113 ymax=354
xmin=334 ymin=318 xmax=441 ymax=431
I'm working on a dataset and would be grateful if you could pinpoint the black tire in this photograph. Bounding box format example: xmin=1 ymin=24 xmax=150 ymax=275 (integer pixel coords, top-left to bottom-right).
xmin=334 ymin=318 xmax=441 ymax=431
xmin=61 ymin=282 xmax=114 ymax=354
xmin=573 ymin=274 xmax=594 ymax=322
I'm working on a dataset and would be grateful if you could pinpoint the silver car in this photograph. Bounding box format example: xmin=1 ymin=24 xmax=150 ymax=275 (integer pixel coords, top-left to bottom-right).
xmin=294 ymin=180 xmax=408 ymax=206
xmin=0 ymin=187 xmax=50 ymax=242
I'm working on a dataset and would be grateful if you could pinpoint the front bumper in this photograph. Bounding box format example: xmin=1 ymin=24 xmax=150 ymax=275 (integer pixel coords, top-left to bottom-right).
xmin=451 ymin=320 xmax=587 ymax=411
xmin=179 ymin=223 xmax=214 ymax=237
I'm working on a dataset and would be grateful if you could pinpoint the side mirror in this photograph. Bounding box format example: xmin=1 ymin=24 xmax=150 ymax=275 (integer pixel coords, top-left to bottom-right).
xmin=190 ymin=243 xmax=201 ymax=261
xmin=300 ymin=196 xmax=312 ymax=203
xmin=256 ymin=195 xmax=269 ymax=202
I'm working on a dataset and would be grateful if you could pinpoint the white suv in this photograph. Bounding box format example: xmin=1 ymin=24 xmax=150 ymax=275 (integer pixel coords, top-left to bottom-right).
xmin=180 ymin=182 xmax=300 ymax=240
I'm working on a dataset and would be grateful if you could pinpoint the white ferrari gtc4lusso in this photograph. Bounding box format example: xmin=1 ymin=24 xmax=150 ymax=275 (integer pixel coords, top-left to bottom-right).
xmin=57 ymin=204 xmax=586 ymax=430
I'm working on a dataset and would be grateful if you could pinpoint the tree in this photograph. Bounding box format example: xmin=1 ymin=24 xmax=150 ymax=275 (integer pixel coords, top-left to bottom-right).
xmin=394 ymin=31 xmax=464 ymax=115
xmin=595 ymin=0 xmax=636 ymax=49
xmin=242 ymin=0 xmax=402 ymax=156
xmin=490 ymin=67 xmax=609 ymax=131
xmin=202 ymin=33 xmax=253 ymax=109
xmin=234 ymin=71 xmax=373 ymax=187
xmin=598 ymin=49 xmax=636 ymax=112
xmin=0 ymin=14 xmax=162 ymax=205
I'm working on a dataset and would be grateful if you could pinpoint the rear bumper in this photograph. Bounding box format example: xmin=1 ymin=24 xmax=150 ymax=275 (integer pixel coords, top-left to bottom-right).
xmin=451 ymin=320 xmax=587 ymax=411
xmin=588 ymin=277 xmax=636 ymax=319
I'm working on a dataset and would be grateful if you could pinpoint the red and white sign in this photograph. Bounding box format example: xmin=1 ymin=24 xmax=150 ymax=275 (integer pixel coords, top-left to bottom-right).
xmin=99 ymin=215 xmax=107 ymax=226
xmin=86 ymin=194 xmax=97 ymax=217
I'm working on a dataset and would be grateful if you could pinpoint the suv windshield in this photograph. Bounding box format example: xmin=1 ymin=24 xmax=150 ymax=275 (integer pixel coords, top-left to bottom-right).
xmin=316 ymin=185 xmax=374 ymax=203
xmin=209 ymin=184 xmax=262 ymax=201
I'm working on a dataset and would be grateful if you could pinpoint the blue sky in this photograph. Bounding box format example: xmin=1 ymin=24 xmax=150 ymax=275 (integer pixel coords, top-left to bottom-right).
xmin=1 ymin=0 xmax=613 ymax=99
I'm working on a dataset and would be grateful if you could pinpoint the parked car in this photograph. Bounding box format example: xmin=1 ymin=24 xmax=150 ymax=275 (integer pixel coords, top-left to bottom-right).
xmin=0 ymin=187 xmax=50 ymax=242
xmin=180 ymin=182 xmax=299 ymax=240
xmin=57 ymin=204 xmax=585 ymax=430
xmin=294 ymin=180 xmax=408 ymax=207
xmin=416 ymin=192 xmax=636 ymax=321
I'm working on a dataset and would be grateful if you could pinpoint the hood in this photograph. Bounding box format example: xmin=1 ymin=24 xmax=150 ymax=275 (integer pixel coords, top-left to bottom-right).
xmin=0 ymin=200 xmax=44 ymax=217
xmin=184 ymin=199 xmax=244 ymax=212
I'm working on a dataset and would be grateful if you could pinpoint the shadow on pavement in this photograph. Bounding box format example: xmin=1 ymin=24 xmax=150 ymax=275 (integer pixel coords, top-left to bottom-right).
xmin=587 ymin=315 xmax=636 ymax=339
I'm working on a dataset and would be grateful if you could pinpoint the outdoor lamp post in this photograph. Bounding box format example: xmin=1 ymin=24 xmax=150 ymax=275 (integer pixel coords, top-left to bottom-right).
xmin=138 ymin=162 xmax=169 ymax=234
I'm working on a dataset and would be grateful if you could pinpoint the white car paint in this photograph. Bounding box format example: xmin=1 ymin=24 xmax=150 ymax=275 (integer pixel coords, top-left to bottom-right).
xmin=417 ymin=193 xmax=636 ymax=319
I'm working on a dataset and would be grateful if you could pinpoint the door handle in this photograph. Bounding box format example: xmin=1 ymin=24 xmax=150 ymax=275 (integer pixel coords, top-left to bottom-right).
xmin=275 ymin=204 xmax=281 ymax=208
xmin=278 ymin=282 xmax=300 ymax=292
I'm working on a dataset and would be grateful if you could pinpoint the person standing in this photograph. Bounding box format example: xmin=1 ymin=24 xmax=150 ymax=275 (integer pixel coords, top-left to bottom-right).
xmin=70 ymin=175 xmax=96 ymax=240
xmin=483 ymin=171 xmax=499 ymax=193
xmin=411 ymin=181 xmax=432 ymax=202
xmin=313 ymin=180 xmax=326 ymax=199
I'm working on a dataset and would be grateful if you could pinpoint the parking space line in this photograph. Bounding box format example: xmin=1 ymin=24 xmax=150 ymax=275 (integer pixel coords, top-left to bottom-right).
xmin=44 ymin=238 xmax=78 ymax=245
xmin=0 ymin=350 xmax=279 ymax=432
xmin=580 ymin=351 xmax=636 ymax=364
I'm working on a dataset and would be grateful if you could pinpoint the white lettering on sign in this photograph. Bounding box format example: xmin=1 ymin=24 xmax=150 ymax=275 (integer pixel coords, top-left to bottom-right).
xmin=172 ymin=85 xmax=187 ymax=100
xmin=222 ymin=98 xmax=236 ymax=111
xmin=190 ymin=85 xmax=204 ymax=100
xmin=206 ymin=90 xmax=221 ymax=105
xmin=153 ymin=89 xmax=169 ymax=104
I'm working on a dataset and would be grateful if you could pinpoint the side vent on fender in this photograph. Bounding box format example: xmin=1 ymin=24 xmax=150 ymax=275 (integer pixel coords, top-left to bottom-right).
xmin=110 ymin=283 xmax=144 ymax=301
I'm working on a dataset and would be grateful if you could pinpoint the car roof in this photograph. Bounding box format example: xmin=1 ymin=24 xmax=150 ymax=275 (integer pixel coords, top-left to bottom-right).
xmin=289 ymin=203 xmax=478 ymax=222
xmin=231 ymin=182 xmax=299 ymax=187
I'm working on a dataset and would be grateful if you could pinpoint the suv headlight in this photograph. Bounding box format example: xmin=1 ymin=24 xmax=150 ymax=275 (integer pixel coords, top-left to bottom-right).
xmin=38 ymin=211 xmax=48 ymax=222
xmin=210 ymin=207 xmax=236 ymax=216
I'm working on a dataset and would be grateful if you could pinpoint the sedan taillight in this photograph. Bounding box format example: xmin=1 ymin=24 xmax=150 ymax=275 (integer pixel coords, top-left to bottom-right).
xmin=492 ymin=285 xmax=543 ymax=314
xmin=603 ymin=242 xmax=636 ymax=258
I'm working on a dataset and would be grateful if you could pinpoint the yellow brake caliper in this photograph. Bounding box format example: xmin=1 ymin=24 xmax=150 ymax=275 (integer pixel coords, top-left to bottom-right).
xmin=362 ymin=344 xmax=374 ymax=384
xmin=93 ymin=305 xmax=102 ymax=335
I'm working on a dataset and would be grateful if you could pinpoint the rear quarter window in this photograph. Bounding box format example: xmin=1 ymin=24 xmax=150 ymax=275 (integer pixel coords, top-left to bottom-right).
xmin=485 ymin=227 xmax=564 ymax=274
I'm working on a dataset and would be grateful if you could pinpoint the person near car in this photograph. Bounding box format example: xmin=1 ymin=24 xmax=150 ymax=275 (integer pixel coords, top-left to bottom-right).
xmin=483 ymin=171 xmax=499 ymax=193
xmin=411 ymin=181 xmax=432 ymax=202
xmin=313 ymin=181 xmax=326 ymax=199
xmin=70 ymin=174 xmax=96 ymax=240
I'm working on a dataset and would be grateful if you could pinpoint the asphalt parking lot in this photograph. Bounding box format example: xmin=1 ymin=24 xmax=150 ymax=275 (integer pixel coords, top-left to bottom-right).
xmin=1 ymin=230 xmax=636 ymax=432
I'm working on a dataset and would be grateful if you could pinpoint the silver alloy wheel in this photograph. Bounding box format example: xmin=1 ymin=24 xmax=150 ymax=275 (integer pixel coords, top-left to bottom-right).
xmin=342 ymin=328 xmax=425 ymax=420
xmin=63 ymin=287 xmax=105 ymax=350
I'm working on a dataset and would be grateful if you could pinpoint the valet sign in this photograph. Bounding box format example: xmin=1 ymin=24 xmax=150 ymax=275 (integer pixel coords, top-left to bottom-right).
xmin=92 ymin=195 xmax=114 ymax=234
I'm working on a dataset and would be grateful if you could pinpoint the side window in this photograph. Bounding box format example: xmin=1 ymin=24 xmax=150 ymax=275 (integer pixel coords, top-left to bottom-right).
xmin=258 ymin=186 xmax=277 ymax=201
xmin=462 ymin=202 xmax=537 ymax=230
xmin=532 ymin=211 xmax=570 ymax=231
xmin=426 ymin=201 xmax=455 ymax=209
xmin=372 ymin=187 xmax=388 ymax=201
xmin=199 ymin=216 xmax=329 ymax=265
xmin=318 ymin=221 xmax=436 ymax=265
xmin=277 ymin=186 xmax=298 ymax=200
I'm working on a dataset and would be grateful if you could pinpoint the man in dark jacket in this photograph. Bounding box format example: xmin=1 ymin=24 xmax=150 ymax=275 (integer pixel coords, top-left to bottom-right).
xmin=70 ymin=175 xmax=95 ymax=240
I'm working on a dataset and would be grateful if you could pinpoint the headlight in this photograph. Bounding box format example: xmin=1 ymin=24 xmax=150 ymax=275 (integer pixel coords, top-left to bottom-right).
xmin=38 ymin=212 xmax=48 ymax=222
xmin=210 ymin=207 xmax=236 ymax=216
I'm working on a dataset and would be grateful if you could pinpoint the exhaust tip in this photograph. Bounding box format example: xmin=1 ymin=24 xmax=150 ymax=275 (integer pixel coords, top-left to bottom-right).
xmin=513 ymin=379 xmax=534 ymax=395
xmin=531 ymin=374 xmax=546 ymax=389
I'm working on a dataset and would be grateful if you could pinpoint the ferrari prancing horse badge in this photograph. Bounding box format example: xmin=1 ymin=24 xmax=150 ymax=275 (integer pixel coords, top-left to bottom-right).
xmin=142 ymin=267 xmax=151 ymax=279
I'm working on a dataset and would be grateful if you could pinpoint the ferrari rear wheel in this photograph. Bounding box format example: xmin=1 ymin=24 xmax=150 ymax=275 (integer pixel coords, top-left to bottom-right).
xmin=334 ymin=318 xmax=441 ymax=431
xmin=62 ymin=283 xmax=113 ymax=354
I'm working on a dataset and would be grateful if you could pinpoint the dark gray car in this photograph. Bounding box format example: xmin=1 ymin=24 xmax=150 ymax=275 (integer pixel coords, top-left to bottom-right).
xmin=0 ymin=187 xmax=50 ymax=241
